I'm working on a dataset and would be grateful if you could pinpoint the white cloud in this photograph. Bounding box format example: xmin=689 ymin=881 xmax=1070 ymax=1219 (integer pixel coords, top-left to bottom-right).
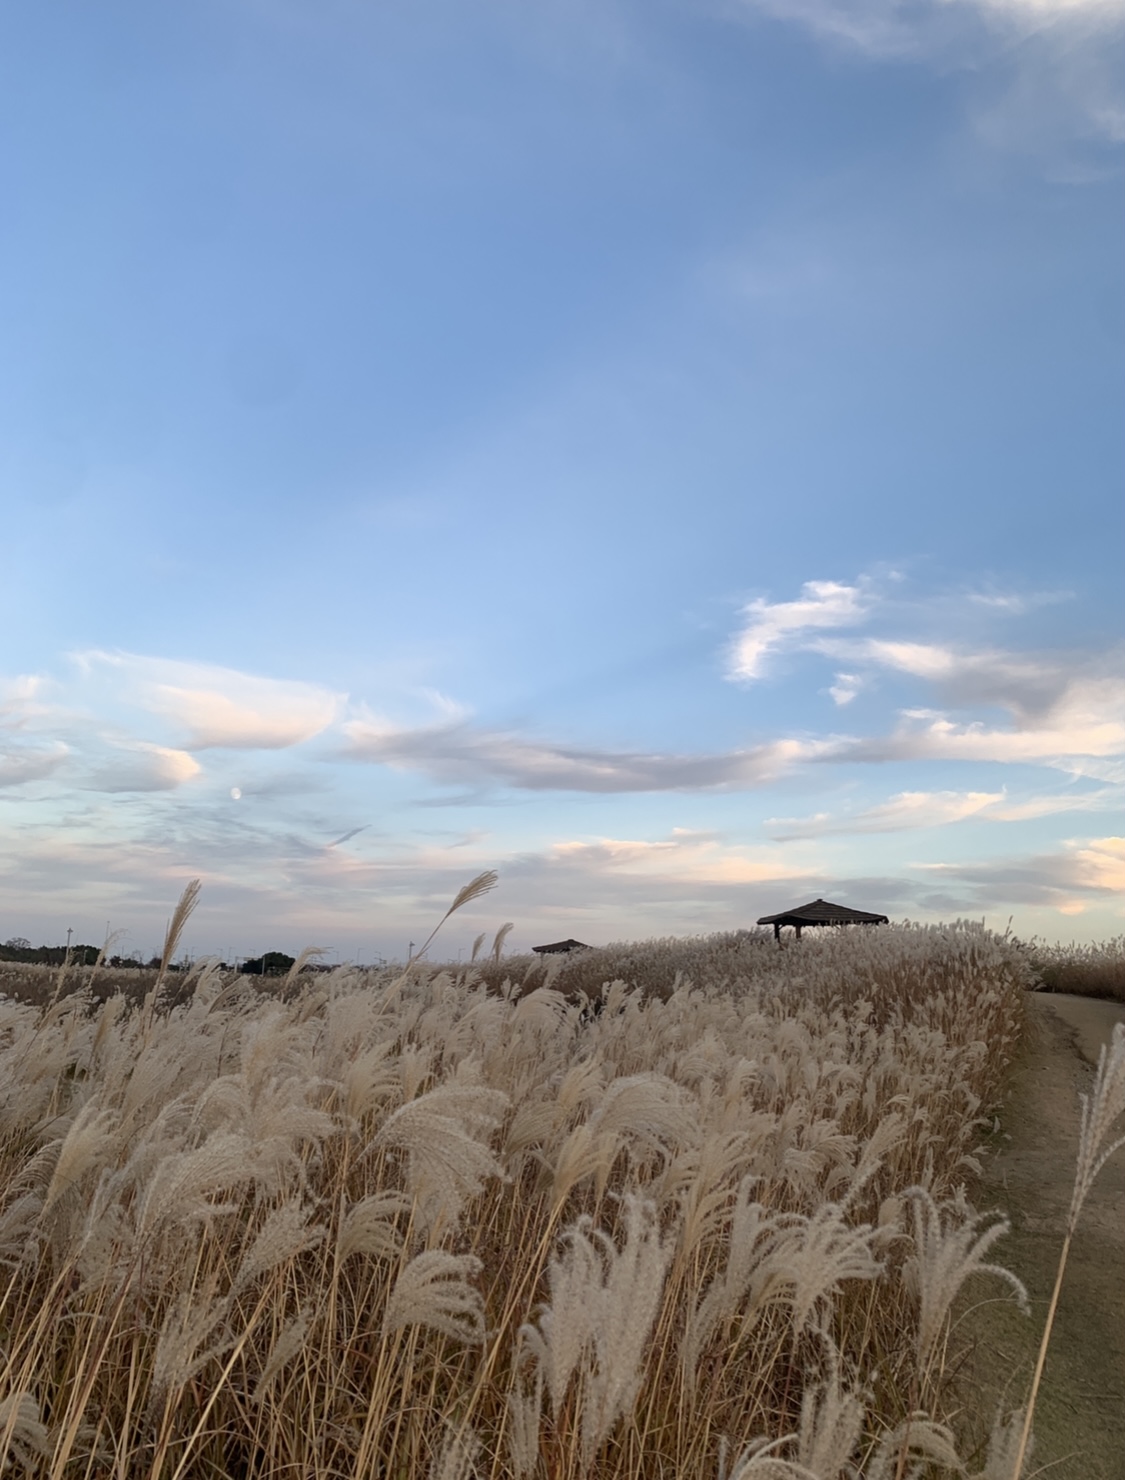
xmin=76 ymin=652 xmax=342 ymax=751
xmin=728 ymin=579 xmax=871 ymax=682
xmin=828 ymin=672 xmax=864 ymax=706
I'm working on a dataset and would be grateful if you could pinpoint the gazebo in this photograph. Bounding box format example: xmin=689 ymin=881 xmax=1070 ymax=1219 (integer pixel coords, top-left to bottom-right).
xmin=531 ymin=939 xmax=591 ymax=955
xmin=756 ymin=898 xmax=889 ymax=941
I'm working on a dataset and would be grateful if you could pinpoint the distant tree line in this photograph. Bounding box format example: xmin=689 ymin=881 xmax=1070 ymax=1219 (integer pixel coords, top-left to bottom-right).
xmin=3 ymin=938 xmax=315 ymax=976
xmin=2 ymin=938 xmax=102 ymax=966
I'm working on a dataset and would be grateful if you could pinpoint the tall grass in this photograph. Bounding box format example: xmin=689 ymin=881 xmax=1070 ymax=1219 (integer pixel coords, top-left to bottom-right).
xmin=0 ymin=908 xmax=1039 ymax=1478
xmin=1017 ymin=934 xmax=1125 ymax=1004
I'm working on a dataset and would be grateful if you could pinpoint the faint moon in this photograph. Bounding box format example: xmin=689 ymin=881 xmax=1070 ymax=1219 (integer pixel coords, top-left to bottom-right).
xmin=230 ymin=787 xmax=242 ymax=800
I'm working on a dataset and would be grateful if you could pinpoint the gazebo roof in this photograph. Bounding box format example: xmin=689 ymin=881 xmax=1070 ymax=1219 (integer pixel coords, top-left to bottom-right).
xmin=756 ymin=898 xmax=889 ymax=928
xmin=531 ymin=938 xmax=591 ymax=955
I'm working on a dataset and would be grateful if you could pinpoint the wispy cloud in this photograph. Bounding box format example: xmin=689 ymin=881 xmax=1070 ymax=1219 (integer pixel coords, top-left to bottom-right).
xmin=767 ymin=782 xmax=1122 ymax=837
xmin=75 ymin=651 xmax=343 ymax=751
xmin=728 ymin=579 xmax=872 ymax=682
xmin=342 ymin=716 xmax=836 ymax=792
xmin=723 ymin=574 xmax=1125 ymax=778
xmin=0 ymin=743 xmax=69 ymax=789
xmin=723 ymin=0 xmax=1125 ymax=160
xmin=912 ymin=833 xmax=1125 ymax=912
xmin=768 ymin=789 xmax=1006 ymax=838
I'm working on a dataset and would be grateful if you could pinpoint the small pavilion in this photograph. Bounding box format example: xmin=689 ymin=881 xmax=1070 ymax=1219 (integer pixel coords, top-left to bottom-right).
xmin=756 ymin=898 xmax=889 ymax=941
xmin=531 ymin=939 xmax=591 ymax=955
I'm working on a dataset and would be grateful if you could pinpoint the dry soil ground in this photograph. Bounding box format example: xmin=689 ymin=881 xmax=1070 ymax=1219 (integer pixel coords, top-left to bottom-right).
xmin=958 ymin=992 xmax=1125 ymax=1479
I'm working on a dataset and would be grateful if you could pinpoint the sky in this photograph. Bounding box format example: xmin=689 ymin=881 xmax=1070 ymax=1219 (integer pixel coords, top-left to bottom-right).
xmin=1 ymin=0 xmax=1123 ymax=963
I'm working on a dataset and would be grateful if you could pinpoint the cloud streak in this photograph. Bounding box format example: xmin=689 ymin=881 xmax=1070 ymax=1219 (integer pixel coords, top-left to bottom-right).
xmin=342 ymin=716 xmax=837 ymax=793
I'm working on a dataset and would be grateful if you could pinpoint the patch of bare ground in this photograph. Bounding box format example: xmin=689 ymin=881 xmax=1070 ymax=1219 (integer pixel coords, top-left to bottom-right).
xmin=958 ymin=993 xmax=1125 ymax=1480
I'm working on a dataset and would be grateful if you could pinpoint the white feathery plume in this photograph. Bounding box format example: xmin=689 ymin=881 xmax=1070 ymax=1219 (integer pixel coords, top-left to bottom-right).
xmin=146 ymin=878 xmax=202 ymax=1017
xmin=341 ymin=1043 xmax=401 ymax=1123
xmin=757 ymin=1202 xmax=882 ymax=1335
xmin=549 ymin=1122 xmax=622 ymax=1208
xmin=682 ymin=1180 xmax=797 ymax=1384
xmin=373 ymin=1084 xmax=508 ymax=1236
xmin=587 ymin=1073 xmax=697 ymax=1158
xmin=505 ymin=1364 xmax=545 ymax=1479
xmin=135 ymin=1131 xmax=255 ymax=1243
xmin=429 ymin=1427 xmax=481 ymax=1480
xmin=900 ymin=1188 xmax=1027 ymax=1371
xmin=42 ymin=1104 xmax=121 ymax=1217
xmin=231 ymin=1200 xmax=325 ymax=1296
xmin=337 ymin=1192 xmax=412 ymax=1263
xmin=0 ymin=1392 xmax=52 ymax=1473
xmin=969 ymin=1408 xmax=1030 ymax=1480
xmin=150 ymin=1283 xmax=234 ymax=1399
xmin=1070 ymin=1021 xmax=1125 ymax=1223
xmin=724 ymin=1439 xmax=815 ymax=1480
xmin=382 ymin=1250 xmax=485 ymax=1344
xmin=578 ymin=1195 xmax=675 ymax=1464
xmin=792 ymin=1329 xmax=865 ymax=1480
xmin=524 ymin=1217 xmax=602 ymax=1416
xmin=409 ymin=870 xmax=498 ymax=963
xmin=283 ymin=946 xmax=329 ymax=990
xmin=491 ymin=922 xmax=514 ymax=964
xmin=866 ymin=1414 xmax=964 ymax=1479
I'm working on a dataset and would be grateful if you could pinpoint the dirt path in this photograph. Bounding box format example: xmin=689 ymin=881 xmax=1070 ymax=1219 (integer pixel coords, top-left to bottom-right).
xmin=957 ymin=993 xmax=1125 ymax=1479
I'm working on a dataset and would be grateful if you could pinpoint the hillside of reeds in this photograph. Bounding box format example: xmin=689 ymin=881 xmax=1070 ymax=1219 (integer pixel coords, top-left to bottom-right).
xmin=1016 ymin=934 xmax=1125 ymax=1005
xmin=0 ymin=913 xmax=1045 ymax=1478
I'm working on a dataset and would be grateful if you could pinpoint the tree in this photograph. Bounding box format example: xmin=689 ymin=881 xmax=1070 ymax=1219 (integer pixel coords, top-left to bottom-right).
xmin=240 ymin=951 xmax=296 ymax=977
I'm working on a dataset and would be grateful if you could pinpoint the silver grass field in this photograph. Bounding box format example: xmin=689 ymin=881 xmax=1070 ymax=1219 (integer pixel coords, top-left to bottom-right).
xmin=1 ymin=888 xmax=1123 ymax=1479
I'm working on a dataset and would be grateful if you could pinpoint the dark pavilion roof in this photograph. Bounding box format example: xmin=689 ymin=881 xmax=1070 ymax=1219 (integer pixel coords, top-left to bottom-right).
xmin=531 ymin=938 xmax=591 ymax=955
xmin=756 ymin=899 xmax=889 ymax=927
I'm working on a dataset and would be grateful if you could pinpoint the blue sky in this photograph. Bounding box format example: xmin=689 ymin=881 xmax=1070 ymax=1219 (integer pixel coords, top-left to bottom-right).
xmin=1 ymin=0 xmax=1122 ymax=961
